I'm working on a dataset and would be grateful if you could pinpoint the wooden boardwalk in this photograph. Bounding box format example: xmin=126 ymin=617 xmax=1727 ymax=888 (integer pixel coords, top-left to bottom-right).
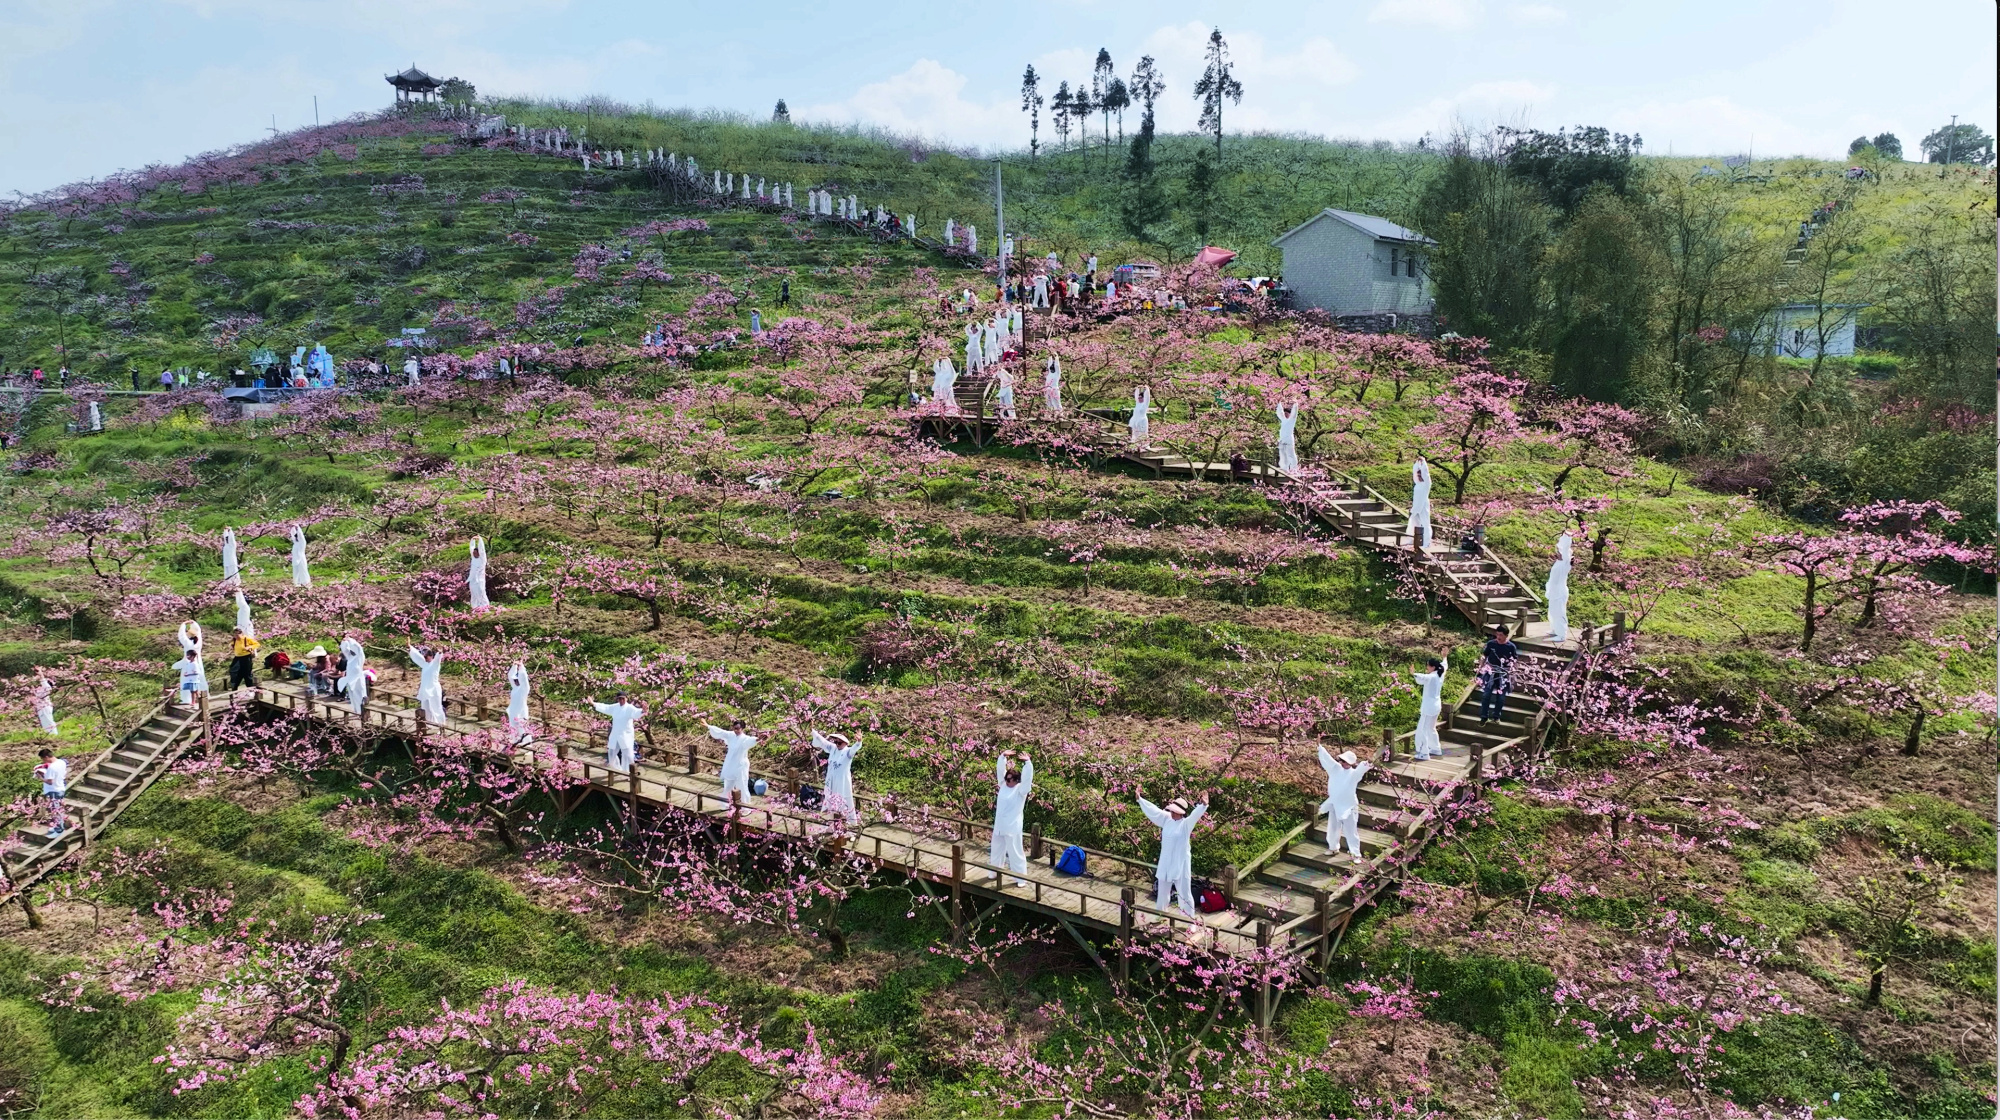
xmin=927 ymin=383 xmax=1627 ymax=962
xmin=247 ymin=678 xmax=1286 ymax=963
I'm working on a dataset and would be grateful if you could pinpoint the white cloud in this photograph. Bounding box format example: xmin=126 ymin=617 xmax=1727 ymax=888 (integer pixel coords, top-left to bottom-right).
xmin=1368 ymin=0 xmax=1482 ymax=32
xmin=1368 ymin=79 xmax=1555 ymax=139
xmin=1610 ymin=94 xmax=1817 ymax=158
xmin=798 ymin=59 xmax=1019 ymax=147
xmin=1134 ymin=22 xmax=1362 ymax=136
xmin=1507 ymin=3 xmax=1566 ymax=24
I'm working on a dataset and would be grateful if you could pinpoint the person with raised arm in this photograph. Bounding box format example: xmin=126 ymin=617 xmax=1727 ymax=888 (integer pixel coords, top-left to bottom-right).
xmin=1317 ymin=746 xmax=1373 ymax=859
xmin=1043 ymin=354 xmax=1063 ymax=415
xmin=506 ymin=663 xmax=532 ymax=744
xmin=1545 ymin=531 xmax=1573 ymax=641
xmin=1137 ymin=791 xmax=1209 ymax=916
xmin=1128 ymin=385 xmax=1152 ymax=448
xmin=1412 ymin=657 xmax=1447 ymax=760
xmin=409 ymin=646 xmax=447 ymax=724
xmin=591 ymin=692 xmax=644 ymax=771
xmin=32 ymin=672 xmax=57 ymax=735
xmin=1406 ymin=457 xmax=1433 ymax=550
xmin=708 ymin=719 xmax=757 ymax=805
xmin=814 ymin=731 xmax=862 ymax=824
xmin=1275 ymin=401 xmax=1302 ymax=475
xmin=467 ymin=537 xmax=490 ymax=610
xmin=221 ymin=527 xmax=240 ymax=586
xmin=990 ymin=750 xmax=1034 ymax=886
xmin=337 ymin=637 xmax=369 ymax=715
xmin=290 ymin=524 xmax=312 ymax=587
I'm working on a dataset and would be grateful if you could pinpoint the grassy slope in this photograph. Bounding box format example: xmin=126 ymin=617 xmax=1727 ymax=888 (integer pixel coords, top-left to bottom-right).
xmin=0 ymin=113 xmax=1992 ymax=1118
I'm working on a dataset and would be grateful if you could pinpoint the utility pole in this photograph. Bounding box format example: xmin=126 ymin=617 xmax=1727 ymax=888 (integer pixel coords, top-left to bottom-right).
xmin=1943 ymin=114 xmax=1958 ymax=170
xmin=313 ymin=95 xmax=319 ymax=127
xmin=993 ymin=158 xmax=1007 ymax=302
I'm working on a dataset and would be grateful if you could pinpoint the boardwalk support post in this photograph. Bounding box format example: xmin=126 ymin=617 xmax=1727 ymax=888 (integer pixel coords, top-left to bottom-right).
xmin=1255 ymin=920 xmax=1275 ymax=1035
xmin=1316 ymin=890 xmax=1334 ymax=972
xmin=950 ymin=844 xmax=965 ymax=946
xmin=1118 ymin=887 xmax=1135 ymax=984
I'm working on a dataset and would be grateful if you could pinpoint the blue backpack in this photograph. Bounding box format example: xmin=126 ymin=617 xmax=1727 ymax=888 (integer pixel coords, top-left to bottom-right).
xmin=1054 ymin=845 xmax=1087 ymax=876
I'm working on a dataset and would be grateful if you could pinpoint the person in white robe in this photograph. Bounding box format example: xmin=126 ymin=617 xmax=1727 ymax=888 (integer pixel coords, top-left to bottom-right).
xmin=467 ymin=537 xmax=490 ymax=610
xmin=932 ymin=358 xmax=958 ymax=411
xmin=814 ymin=731 xmax=861 ymax=824
xmin=221 ymin=527 xmax=240 ymax=586
xmin=1043 ymin=355 xmax=1063 ymax=414
xmin=996 ymin=368 xmax=1017 ymax=419
xmin=1545 ymin=532 xmax=1573 ymax=641
xmin=290 ymin=525 xmax=312 ymax=587
xmin=1138 ymin=793 xmax=1209 ymax=916
xmin=591 ymin=692 xmax=643 ymax=771
xmin=1317 ymin=747 xmax=1373 ymax=859
xmin=1407 ymin=458 xmax=1434 ymax=550
xmin=234 ymin=591 xmax=255 ymax=639
xmin=1275 ymin=402 xmax=1302 ymax=475
xmin=708 ymin=721 xmax=757 ymax=805
xmin=33 ymin=673 xmax=58 ymax=735
xmin=990 ymin=750 xmax=1034 ymax=885
xmin=409 ymin=646 xmax=447 ymax=724
xmin=506 ymin=663 xmax=532 ymax=744
xmin=337 ymin=637 xmax=368 ymax=716
xmin=1412 ymin=658 xmax=1448 ymax=760
xmin=1127 ymin=385 xmax=1152 ymax=447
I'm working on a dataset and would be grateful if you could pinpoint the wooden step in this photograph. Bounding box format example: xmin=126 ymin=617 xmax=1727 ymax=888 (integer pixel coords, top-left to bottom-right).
xmin=1257 ymin=860 xmax=1358 ymax=894
xmin=1286 ymin=831 xmax=1396 ymax=869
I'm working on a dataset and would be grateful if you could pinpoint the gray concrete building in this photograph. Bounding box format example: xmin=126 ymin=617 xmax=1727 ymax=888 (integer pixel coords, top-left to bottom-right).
xmin=1271 ymin=208 xmax=1436 ymax=331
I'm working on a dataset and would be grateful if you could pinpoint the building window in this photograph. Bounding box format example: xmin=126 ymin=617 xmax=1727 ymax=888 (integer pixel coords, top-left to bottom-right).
xmin=1389 ymin=246 xmax=1399 ymax=277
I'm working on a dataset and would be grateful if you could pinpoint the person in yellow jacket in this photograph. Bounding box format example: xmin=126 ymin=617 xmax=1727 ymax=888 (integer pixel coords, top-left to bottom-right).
xmin=228 ymin=626 xmax=261 ymax=691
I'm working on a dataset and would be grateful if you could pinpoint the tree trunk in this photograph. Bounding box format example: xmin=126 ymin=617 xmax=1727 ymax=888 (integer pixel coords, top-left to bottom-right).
xmin=1799 ymin=571 xmax=1818 ymax=652
xmin=1866 ymin=966 xmax=1884 ymax=1006
xmin=1903 ymin=708 xmax=1925 ymax=757
xmin=19 ymin=894 xmax=43 ymax=930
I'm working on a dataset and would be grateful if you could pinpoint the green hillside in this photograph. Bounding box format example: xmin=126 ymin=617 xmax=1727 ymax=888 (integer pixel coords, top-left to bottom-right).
xmin=0 ymin=104 xmax=1992 ymax=1120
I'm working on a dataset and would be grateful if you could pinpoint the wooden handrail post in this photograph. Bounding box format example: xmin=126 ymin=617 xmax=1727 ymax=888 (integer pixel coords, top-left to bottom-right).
xmin=1379 ymin=727 xmax=1394 ymax=761
xmin=1613 ymin=611 xmax=1627 ymax=645
xmin=1471 ymin=743 xmax=1486 ymax=782
xmin=1029 ymin=824 xmax=1043 ymax=860
xmin=197 ymin=691 xmax=211 ymax=752
xmin=686 ymin=739 xmax=698 ymax=774
xmin=1220 ymin=863 xmax=1238 ymax=905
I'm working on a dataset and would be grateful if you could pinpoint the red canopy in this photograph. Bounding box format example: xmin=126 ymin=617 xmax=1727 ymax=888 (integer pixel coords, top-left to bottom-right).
xmin=1193 ymin=245 xmax=1238 ymax=268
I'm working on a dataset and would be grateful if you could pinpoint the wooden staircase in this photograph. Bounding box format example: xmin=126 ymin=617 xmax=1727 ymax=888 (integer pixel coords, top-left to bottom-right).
xmin=1 ymin=700 xmax=204 ymax=902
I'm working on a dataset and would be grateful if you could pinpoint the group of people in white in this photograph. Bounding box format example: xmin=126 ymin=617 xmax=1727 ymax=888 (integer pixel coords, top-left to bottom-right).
xmin=35 ymin=469 xmax=1581 ymax=923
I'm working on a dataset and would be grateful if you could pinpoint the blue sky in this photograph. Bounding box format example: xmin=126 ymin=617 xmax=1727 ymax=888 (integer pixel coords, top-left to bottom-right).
xmin=3 ymin=0 xmax=1993 ymax=198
